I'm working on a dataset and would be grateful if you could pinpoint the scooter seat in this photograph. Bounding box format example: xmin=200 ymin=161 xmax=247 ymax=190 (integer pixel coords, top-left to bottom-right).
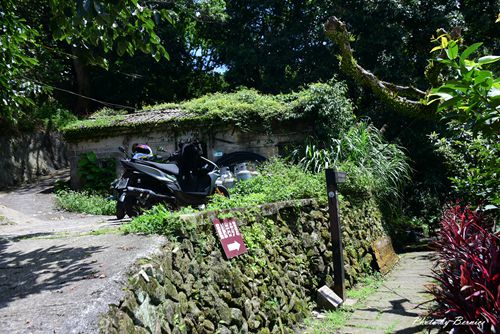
xmin=139 ymin=161 xmax=179 ymax=175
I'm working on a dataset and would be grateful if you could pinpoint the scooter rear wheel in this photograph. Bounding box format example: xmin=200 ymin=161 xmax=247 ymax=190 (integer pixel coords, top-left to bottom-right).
xmin=213 ymin=185 xmax=230 ymax=198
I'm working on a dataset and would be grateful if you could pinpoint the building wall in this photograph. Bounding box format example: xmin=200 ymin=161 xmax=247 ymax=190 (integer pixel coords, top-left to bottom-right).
xmin=68 ymin=123 xmax=309 ymax=188
xmin=0 ymin=131 xmax=67 ymax=189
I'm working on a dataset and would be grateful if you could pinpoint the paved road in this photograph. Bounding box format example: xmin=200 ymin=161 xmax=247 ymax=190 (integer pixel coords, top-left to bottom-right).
xmin=340 ymin=252 xmax=436 ymax=334
xmin=0 ymin=174 xmax=166 ymax=333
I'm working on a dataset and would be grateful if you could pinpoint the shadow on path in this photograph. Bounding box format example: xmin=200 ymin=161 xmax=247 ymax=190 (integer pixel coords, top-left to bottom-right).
xmin=359 ymin=298 xmax=421 ymax=317
xmin=0 ymin=238 xmax=104 ymax=309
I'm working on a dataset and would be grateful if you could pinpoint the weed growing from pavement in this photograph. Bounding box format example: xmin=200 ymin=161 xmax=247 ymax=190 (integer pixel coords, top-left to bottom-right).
xmin=0 ymin=215 xmax=14 ymax=225
xmin=55 ymin=190 xmax=115 ymax=216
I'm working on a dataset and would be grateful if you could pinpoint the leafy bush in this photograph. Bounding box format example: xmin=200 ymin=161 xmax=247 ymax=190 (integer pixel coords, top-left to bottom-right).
xmin=285 ymin=80 xmax=355 ymax=138
xmin=426 ymin=36 xmax=500 ymax=210
xmin=78 ymin=151 xmax=116 ymax=191
xmin=124 ymin=159 xmax=326 ymax=234
xmin=32 ymin=103 xmax=77 ymax=130
xmin=293 ymin=122 xmax=411 ymax=203
xmin=88 ymin=107 xmax=129 ymax=119
xmin=55 ymin=190 xmax=115 ymax=215
xmin=173 ymin=81 xmax=355 ymax=135
xmin=4 ymin=102 xmax=77 ymax=133
xmin=431 ymin=131 xmax=500 ymax=208
xmin=182 ymin=88 xmax=288 ymax=131
xmin=228 ymin=159 xmax=325 ymax=202
xmin=429 ymin=204 xmax=499 ymax=333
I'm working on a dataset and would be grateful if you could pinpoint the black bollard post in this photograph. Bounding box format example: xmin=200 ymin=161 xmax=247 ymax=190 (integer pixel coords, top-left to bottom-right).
xmin=325 ymin=168 xmax=346 ymax=301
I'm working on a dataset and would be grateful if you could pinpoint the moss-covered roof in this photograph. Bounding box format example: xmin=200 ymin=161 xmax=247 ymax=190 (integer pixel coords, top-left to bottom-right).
xmin=61 ymin=82 xmax=355 ymax=141
xmin=61 ymin=108 xmax=198 ymax=141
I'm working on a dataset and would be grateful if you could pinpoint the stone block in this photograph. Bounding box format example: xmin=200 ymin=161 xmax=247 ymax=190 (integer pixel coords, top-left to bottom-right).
xmin=317 ymin=285 xmax=343 ymax=310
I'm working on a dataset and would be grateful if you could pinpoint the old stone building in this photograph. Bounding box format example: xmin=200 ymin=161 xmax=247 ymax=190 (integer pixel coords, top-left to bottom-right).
xmin=63 ymin=108 xmax=311 ymax=188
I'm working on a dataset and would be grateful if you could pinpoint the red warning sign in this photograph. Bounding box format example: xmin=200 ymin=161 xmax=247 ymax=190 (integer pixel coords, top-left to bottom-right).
xmin=212 ymin=217 xmax=248 ymax=259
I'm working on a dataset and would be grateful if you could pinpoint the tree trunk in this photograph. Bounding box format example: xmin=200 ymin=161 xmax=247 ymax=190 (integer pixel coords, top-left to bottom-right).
xmin=72 ymin=47 xmax=91 ymax=116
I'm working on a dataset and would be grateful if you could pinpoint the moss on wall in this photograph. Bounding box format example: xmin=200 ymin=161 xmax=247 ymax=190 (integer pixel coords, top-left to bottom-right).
xmin=99 ymin=198 xmax=385 ymax=334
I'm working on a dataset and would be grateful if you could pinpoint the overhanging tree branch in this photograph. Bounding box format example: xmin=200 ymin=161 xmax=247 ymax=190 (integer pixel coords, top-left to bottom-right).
xmin=324 ymin=16 xmax=436 ymax=117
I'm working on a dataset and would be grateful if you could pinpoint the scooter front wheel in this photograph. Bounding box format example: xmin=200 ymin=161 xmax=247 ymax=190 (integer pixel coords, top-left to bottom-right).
xmin=116 ymin=201 xmax=126 ymax=220
xmin=124 ymin=196 xmax=140 ymax=218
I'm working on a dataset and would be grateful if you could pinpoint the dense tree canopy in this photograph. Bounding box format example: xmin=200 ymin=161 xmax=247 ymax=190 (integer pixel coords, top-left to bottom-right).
xmin=0 ymin=0 xmax=174 ymax=124
xmin=1 ymin=0 xmax=499 ymax=220
xmin=3 ymin=0 xmax=498 ymax=123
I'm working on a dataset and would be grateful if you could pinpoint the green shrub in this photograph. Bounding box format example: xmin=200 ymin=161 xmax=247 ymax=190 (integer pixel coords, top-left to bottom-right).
xmin=431 ymin=131 xmax=500 ymax=208
xmin=88 ymin=107 xmax=129 ymax=119
xmin=13 ymin=102 xmax=77 ymax=132
xmin=229 ymin=159 xmax=325 ymax=201
xmin=286 ymin=80 xmax=355 ymax=138
xmin=182 ymin=88 xmax=288 ymax=131
xmin=426 ymin=35 xmax=500 ymax=210
xmin=55 ymin=190 xmax=115 ymax=215
xmin=78 ymin=151 xmax=116 ymax=191
xmin=124 ymin=159 xmax=327 ymax=234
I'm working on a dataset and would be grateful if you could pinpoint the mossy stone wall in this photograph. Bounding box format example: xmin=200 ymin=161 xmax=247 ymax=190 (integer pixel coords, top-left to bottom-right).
xmin=99 ymin=198 xmax=386 ymax=334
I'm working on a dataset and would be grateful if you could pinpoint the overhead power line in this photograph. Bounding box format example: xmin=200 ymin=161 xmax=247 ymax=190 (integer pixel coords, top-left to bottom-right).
xmin=24 ymin=76 xmax=137 ymax=111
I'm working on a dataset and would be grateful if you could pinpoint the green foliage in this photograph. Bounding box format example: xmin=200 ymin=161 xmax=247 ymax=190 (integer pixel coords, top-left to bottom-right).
xmin=62 ymin=80 xmax=355 ymax=139
xmin=55 ymin=190 xmax=115 ymax=215
xmin=427 ymin=37 xmax=500 ymax=208
xmin=88 ymin=108 xmax=129 ymax=119
xmin=78 ymin=151 xmax=116 ymax=191
xmin=0 ymin=0 xmax=40 ymax=126
xmin=285 ymin=80 xmax=356 ymax=138
xmin=431 ymin=132 xmax=500 ymax=207
xmin=1 ymin=0 xmax=176 ymax=127
xmin=427 ymin=35 xmax=500 ymax=134
xmin=293 ymin=122 xmax=411 ymax=203
xmin=30 ymin=103 xmax=78 ymax=130
xmin=124 ymin=159 xmax=326 ymax=234
xmin=123 ymin=204 xmax=198 ymax=236
xmin=228 ymin=159 xmax=326 ymax=203
xmin=49 ymin=0 xmax=172 ymax=65
xmin=182 ymin=88 xmax=288 ymax=131
xmin=202 ymin=0 xmax=499 ymax=93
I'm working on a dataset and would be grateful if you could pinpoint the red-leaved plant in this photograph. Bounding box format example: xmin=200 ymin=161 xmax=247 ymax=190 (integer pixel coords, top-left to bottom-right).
xmin=429 ymin=204 xmax=500 ymax=333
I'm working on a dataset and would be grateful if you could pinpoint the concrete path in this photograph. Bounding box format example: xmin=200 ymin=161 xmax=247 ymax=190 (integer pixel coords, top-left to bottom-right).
xmin=0 ymin=173 xmax=166 ymax=333
xmin=340 ymin=251 xmax=436 ymax=334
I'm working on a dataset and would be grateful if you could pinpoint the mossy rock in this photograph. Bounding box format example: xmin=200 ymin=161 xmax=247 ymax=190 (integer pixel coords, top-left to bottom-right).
xmin=201 ymin=319 xmax=215 ymax=333
xmin=164 ymin=278 xmax=179 ymax=301
xmin=215 ymin=298 xmax=232 ymax=324
xmin=230 ymin=308 xmax=244 ymax=327
xmin=99 ymin=306 xmax=135 ymax=333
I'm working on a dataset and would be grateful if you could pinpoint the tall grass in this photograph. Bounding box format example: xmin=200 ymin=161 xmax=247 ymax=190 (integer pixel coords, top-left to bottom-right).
xmin=293 ymin=122 xmax=411 ymax=203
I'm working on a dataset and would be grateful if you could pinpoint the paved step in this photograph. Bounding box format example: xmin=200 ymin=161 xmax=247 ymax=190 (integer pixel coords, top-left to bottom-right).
xmin=339 ymin=251 xmax=436 ymax=334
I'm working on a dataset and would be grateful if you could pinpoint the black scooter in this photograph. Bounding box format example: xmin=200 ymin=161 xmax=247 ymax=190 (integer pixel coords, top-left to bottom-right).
xmin=111 ymin=141 xmax=229 ymax=219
